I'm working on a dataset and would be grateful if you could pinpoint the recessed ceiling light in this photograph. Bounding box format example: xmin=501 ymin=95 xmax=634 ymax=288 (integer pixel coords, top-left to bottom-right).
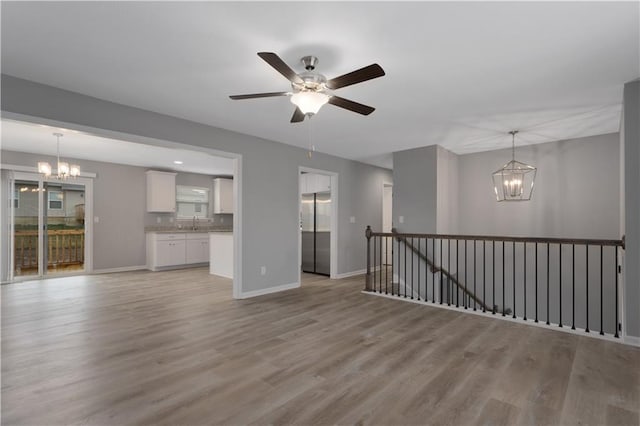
xmin=173 ymin=160 xmax=183 ymax=165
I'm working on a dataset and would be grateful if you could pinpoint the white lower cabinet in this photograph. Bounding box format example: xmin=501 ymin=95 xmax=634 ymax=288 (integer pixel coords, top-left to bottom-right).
xmin=147 ymin=232 xmax=209 ymax=271
xmin=186 ymin=237 xmax=209 ymax=264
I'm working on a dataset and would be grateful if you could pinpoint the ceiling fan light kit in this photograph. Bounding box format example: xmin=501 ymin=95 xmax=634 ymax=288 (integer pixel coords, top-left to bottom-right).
xmin=230 ymin=52 xmax=385 ymax=123
xmin=492 ymin=130 xmax=537 ymax=202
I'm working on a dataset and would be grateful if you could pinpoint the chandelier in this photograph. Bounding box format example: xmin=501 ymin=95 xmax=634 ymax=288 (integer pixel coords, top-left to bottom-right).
xmin=37 ymin=133 xmax=80 ymax=179
xmin=492 ymin=130 xmax=536 ymax=201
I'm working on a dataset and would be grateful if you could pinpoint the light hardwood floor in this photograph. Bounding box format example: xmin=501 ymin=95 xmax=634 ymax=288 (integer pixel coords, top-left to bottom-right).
xmin=2 ymin=268 xmax=639 ymax=425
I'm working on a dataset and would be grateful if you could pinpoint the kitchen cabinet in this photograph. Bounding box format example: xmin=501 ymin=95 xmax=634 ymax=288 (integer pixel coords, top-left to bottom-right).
xmin=147 ymin=232 xmax=209 ymax=271
xmin=213 ymin=178 xmax=233 ymax=214
xmin=209 ymin=232 xmax=233 ymax=278
xmin=186 ymin=234 xmax=209 ymax=264
xmin=300 ymin=173 xmax=331 ymax=194
xmin=146 ymin=170 xmax=177 ymax=213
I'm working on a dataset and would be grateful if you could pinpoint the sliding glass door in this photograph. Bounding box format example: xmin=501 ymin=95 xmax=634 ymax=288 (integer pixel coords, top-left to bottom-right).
xmin=10 ymin=172 xmax=90 ymax=280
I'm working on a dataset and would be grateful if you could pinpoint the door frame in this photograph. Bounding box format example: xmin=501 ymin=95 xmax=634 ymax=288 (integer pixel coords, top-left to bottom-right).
xmin=298 ymin=166 xmax=338 ymax=282
xmin=8 ymin=170 xmax=94 ymax=281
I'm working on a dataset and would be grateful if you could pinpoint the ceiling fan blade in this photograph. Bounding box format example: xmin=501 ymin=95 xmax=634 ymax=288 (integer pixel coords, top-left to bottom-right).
xmin=229 ymin=92 xmax=289 ymax=100
xmin=291 ymin=107 xmax=306 ymax=123
xmin=257 ymin=52 xmax=303 ymax=84
xmin=328 ymin=96 xmax=375 ymax=115
xmin=325 ymin=64 xmax=385 ymax=90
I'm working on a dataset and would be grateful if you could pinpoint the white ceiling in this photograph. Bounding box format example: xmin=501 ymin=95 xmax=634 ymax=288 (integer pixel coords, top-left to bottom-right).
xmin=0 ymin=119 xmax=234 ymax=175
xmin=1 ymin=2 xmax=638 ymax=169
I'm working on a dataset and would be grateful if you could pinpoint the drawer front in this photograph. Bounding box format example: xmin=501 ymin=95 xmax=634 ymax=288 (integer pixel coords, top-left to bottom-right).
xmin=155 ymin=233 xmax=186 ymax=241
xmin=186 ymin=233 xmax=209 ymax=240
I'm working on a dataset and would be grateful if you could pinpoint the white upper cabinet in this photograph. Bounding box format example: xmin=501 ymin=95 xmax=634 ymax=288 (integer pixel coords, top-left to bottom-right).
xmin=146 ymin=170 xmax=177 ymax=213
xmin=300 ymin=173 xmax=331 ymax=194
xmin=213 ymin=178 xmax=234 ymax=214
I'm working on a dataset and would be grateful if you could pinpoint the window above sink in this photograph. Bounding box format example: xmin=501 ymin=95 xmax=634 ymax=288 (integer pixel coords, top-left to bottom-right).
xmin=176 ymin=185 xmax=209 ymax=219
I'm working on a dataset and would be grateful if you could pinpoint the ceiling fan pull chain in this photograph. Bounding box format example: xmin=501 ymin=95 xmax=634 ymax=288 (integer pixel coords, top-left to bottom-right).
xmin=307 ymin=115 xmax=316 ymax=159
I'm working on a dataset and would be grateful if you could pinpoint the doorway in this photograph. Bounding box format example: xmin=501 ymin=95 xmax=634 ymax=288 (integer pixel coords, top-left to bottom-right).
xmin=9 ymin=171 xmax=93 ymax=280
xmin=298 ymin=167 xmax=338 ymax=280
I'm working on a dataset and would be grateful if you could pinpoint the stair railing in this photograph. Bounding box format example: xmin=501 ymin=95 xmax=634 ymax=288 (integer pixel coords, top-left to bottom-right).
xmin=365 ymin=226 xmax=624 ymax=338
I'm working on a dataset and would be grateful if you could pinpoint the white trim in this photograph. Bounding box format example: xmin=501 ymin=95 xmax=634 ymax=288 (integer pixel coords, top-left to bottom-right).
xmin=363 ymin=291 xmax=635 ymax=347
xmin=238 ymin=282 xmax=299 ymax=299
xmin=298 ymin=167 xmax=339 ymax=282
xmin=92 ymin=265 xmax=147 ymax=274
xmin=2 ymin=112 xmax=243 ymax=301
xmin=1 ymin=163 xmax=97 ymax=178
xmin=623 ymin=335 xmax=640 ymax=347
xmin=333 ymin=269 xmax=366 ymax=279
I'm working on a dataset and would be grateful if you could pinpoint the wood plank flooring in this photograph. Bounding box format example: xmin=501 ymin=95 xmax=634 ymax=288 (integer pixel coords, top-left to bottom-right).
xmin=2 ymin=268 xmax=639 ymax=425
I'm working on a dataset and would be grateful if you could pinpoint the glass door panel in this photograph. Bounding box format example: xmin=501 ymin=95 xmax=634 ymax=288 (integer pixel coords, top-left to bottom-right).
xmin=44 ymin=181 xmax=86 ymax=275
xmin=12 ymin=179 xmax=41 ymax=278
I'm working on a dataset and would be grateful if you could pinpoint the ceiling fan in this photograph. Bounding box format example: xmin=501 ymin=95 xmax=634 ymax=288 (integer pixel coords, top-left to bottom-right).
xmin=229 ymin=52 xmax=385 ymax=123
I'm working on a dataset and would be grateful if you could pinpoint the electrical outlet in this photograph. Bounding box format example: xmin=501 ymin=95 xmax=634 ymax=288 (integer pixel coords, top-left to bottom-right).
xmin=260 ymin=266 xmax=266 ymax=275
xmin=156 ymin=217 xmax=161 ymax=224
xmin=350 ymin=216 xmax=356 ymax=223
xmin=94 ymin=216 xmax=100 ymax=223
xmin=399 ymin=216 xmax=405 ymax=224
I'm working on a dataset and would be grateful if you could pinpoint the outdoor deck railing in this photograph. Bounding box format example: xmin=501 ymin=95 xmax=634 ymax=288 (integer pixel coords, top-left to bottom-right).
xmin=14 ymin=229 xmax=85 ymax=271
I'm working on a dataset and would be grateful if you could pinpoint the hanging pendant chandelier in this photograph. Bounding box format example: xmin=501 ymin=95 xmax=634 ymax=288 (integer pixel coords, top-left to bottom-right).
xmin=37 ymin=133 xmax=80 ymax=179
xmin=492 ymin=130 xmax=536 ymax=201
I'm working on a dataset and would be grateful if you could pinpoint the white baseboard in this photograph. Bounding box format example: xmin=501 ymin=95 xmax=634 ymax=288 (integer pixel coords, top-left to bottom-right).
xmin=238 ymin=282 xmax=300 ymax=299
xmin=623 ymin=335 xmax=640 ymax=347
xmin=92 ymin=265 xmax=147 ymax=274
xmin=332 ymin=269 xmax=366 ymax=279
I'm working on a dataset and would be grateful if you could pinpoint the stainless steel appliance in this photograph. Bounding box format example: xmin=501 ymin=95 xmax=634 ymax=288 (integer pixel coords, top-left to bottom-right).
xmin=301 ymin=191 xmax=331 ymax=275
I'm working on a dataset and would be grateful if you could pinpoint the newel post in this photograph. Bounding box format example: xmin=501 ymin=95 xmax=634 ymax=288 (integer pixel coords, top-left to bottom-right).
xmin=365 ymin=225 xmax=372 ymax=291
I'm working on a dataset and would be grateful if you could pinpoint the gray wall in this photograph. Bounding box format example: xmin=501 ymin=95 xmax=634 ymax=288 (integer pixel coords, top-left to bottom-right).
xmin=1 ymin=75 xmax=392 ymax=291
xmin=458 ymin=133 xmax=621 ymax=239
xmin=436 ymin=146 xmax=459 ymax=234
xmin=1 ymin=150 xmax=147 ymax=273
xmin=392 ymin=145 xmax=438 ymax=233
xmin=622 ymin=80 xmax=639 ymax=338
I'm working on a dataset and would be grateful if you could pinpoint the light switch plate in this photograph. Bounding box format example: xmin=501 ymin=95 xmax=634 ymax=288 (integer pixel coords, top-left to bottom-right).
xmin=94 ymin=216 xmax=99 ymax=223
xmin=350 ymin=216 xmax=356 ymax=223
xmin=399 ymin=216 xmax=405 ymax=224
xmin=260 ymin=266 xmax=266 ymax=275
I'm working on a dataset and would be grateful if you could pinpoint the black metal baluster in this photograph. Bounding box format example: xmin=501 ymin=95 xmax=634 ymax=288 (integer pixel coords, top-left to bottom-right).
xmin=512 ymin=241 xmax=516 ymax=319
xmin=373 ymin=235 xmax=377 ymax=292
xmin=483 ymin=240 xmax=486 ymax=313
xmin=411 ymin=237 xmax=414 ymax=299
xmin=585 ymin=244 xmax=589 ymax=333
xmin=432 ymin=238 xmax=436 ymax=303
xmin=535 ymin=242 xmax=538 ymax=323
xmin=464 ymin=240 xmax=468 ymax=310
xmin=379 ymin=234 xmax=383 ymax=293
xmin=418 ymin=238 xmax=422 ymax=301
xmin=493 ymin=241 xmax=496 ymax=315
xmin=559 ymin=244 xmax=563 ymax=327
xmin=502 ymin=241 xmax=505 ymax=317
xmin=473 ymin=240 xmax=477 ymax=311
xmin=404 ymin=237 xmax=407 ymax=298
xmin=546 ymin=243 xmax=550 ymax=325
xmin=600 ymin=245 xmax=604 ymax=335
xmin=524 ymin=242 xmax=527 ymax=321
xmin=440 ymin=239 xmax=443 ymax=305
xmin=572 ymin=244 xmax=575 ymax=330
xmin=384 ymin=236 xmax=388 ymax=294
xmin=615 ymin=246 xmax=619 ymax=338
xmin=456 ymin=239 xmax=459 ymax=308
xmin=448 ymin=239 xmax=451 ymax=306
